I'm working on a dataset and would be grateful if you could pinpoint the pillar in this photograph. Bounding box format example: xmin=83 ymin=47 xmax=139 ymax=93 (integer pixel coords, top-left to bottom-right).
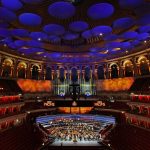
xmin=0 ymin=55 xmax=3 ymax=77
xmin=118 ymin=61 xmax=124 ymax=78
xmin=26 ymin=63 xmax=32 ymax=79
xmin=12 ymin=59 xmax=18 ymax=78
xmin=132 ymin=57 xmax=140 ymax=76
xmin=105 ymin=64 xmax=111 ymax=79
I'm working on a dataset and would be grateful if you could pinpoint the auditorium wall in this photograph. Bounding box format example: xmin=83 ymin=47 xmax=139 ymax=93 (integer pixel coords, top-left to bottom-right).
xmin=96 ymin=77 xmax=134 ymax=92
xmin=17 ymin=79 xmax=53 ymax=93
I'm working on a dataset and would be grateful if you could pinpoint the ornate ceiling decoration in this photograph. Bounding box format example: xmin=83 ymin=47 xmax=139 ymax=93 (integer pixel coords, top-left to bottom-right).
xmin=0 ymin=0 xmax=150 ymax=63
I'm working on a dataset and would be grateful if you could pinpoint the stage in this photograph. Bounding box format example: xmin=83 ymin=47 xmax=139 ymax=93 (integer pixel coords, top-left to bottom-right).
xmin=51 ymin=140 xmax=101 ymax=146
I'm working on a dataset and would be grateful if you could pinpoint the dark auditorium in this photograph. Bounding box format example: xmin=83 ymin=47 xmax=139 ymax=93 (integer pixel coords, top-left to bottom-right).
xmin=0 ymin=0 xmax=150 ymax=150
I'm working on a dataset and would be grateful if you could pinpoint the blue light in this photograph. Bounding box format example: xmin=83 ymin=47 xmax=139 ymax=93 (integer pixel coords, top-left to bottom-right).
xmin=8 ymin=42 xmax=18 ymax=49
xmin=69 ymin=21 xmax=89 ymax=32
xmin=87 ymin=3 xmax=114 ymax=20
xmin=1 ymin=0 xmax=23 ymax=11
xmin=139 ymin=25 xmax=150 ymax=33
xmin=27 ymin=40 xmax=43 ymax=48
xmin=82 ymin=30 xmax=93 ymax=39
xmin=107 ymin=42 xmax=121 ymax=49
xmin=14 ymin=40 xmax=26 ymax=48
xmin=132 ymin=40 xmax=140 ymax=46
xmin=137 ymin=14 xmax=150 ymax=25
xmin=48 ymin=2 xmax=75 ymax=19
xmin=0 ymin=28 xmax=11 ymax=37
xmin=113 ymin=17 xmax=135 ymax=29
xmin=89 ymin=47 xmax=100 ymax=52
xmin=92 ymin=26 xmax=112 ymax=36
xmin=85 ymin=91 xmax=91 ymax=97
xmin=104 ymin=34 xmax=118 ymax=41
xmin=48 ymin=35 xmax=61 ymax=43
xmin=11 ymin=29 xmax=29 ymax=37
xmin=121 ymin=31 xmax=138 ymax=39
xmin=19 ymin=13 xmax=42 ymax=26
xmin=43 ymin=24 xmax=65 ymax=36
xmin=30 ymin=32 xmax=48 ymax=40
xmin=0 ymin=7 xmax=17 ymax=22
xmin=137 ymin=33 xmax=149 ymax=41
xmin=121 ymin=42 xmax=132 ymax=49
xmin=63 ymin=32 xmax=79 ymax=40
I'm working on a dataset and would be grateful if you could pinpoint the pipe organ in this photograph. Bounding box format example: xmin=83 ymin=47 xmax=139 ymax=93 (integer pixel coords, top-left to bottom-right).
xmin=52 ymin=67 xmax=96 ymax=96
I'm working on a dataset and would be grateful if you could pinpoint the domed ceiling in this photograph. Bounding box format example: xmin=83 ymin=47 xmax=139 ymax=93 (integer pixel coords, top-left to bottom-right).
xmin=0 ymin=0 xmax=150 ymax=63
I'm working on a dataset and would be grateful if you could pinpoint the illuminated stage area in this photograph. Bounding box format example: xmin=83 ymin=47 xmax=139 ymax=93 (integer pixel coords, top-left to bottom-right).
xmin=36 ymin=114 xmax=115 ymax=146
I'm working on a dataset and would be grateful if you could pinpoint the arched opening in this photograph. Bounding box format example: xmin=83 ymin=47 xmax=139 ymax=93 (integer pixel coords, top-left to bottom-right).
xmin=139 ymin=58 xmax=149 ymax=75
xmin=2 ymin=59 xmax=13 ymax=77
xmin=32 ymin=65 xmax=39 ymax=80
xmin=45 ymin=67 xmax=52 ymax=80
xmin=97 ymin=66 xmax=104 ymax=79
xmin=71 ymin=68 xmax=78 ymax=82
xmin=84 ymin=67 xmax=91 ymax=82
xmin=124 ymin=61 xmax=133 ymax=77
xmin=18 ymin=62 xmax=26 ymax=79
xmin=111 ymin=64 xmax=118 ymax=78
xmin=59 ymin=68 xmax=65 ymax=82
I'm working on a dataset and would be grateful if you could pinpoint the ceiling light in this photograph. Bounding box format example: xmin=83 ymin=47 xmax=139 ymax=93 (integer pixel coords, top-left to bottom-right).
xmin=113 ymin=47 xmax=121 ymax=51
xmin=4 ymin=44 xmax=7 ymax=47
xmin=38 ymin=37 xmax=41 ymax=41
xmin=104 ymin=50 xmax=109 ymax=54
xmin=21 ymin=46 xmax=28 ymax=49
xmin=99 ymin=33 xmax=103 ymax=36
xmin=36 ymin=52 xmax=43 ymax=55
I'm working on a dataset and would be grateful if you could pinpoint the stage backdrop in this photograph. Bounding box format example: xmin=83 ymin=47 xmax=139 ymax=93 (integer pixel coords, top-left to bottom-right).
xmin=17 ymin=79 xmax=53 ymax=93
xmin=96 ymin=77 xmax=134 ymax=92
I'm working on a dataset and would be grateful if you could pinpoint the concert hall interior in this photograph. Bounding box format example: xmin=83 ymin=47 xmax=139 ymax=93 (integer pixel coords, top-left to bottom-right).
xmin=0 ymin=0 xmax=150 ymax=150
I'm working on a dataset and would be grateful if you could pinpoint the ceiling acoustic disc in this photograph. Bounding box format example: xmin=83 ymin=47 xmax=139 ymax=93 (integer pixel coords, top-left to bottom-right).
xmin=48 ymin=2 xmax=75 ymax=19
xmin=19 ymin=13 xmax=42 ymax=26
xmin=87 ymin=3 xmax=114 ymax=20
xmin=69 ymin=21 xmax=89 ymax=32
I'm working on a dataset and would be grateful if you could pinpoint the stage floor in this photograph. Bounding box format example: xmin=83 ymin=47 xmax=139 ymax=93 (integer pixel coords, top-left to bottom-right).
xmin=51 ymin=140 xmax=101 ymax=146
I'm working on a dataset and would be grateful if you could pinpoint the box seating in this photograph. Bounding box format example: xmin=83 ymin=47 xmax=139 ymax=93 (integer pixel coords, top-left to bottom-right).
xmin=0 ymin=123 xmax=43 ymax=150
xmin=107 ymin=124 xmax=150 ymax=150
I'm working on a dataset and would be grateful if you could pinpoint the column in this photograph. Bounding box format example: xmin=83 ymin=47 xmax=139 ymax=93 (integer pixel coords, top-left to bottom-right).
xmin=77 ymin=69 xmax=80 ymax=80
xmin=103 ymin=64 xmax=106 ymax=79
xmin=109 ymin=68 xmax=112 ymax=78
xmin=105 ymin=64 xmax=110 ymax=79
xmin=69 ymin=70 xmax=72 ymax=81
xmin=0 ymin=55 xmax=3 ymax=77
xmin=94 ymin=69 xmax=98 ymax=80
xmin=24 ymin=68 xmax=27 ymax=79
xmin=38 ymin=68 xmax=42 ymax=80
xmin=10 ymin=66 xmax=13 ymax=78
xmin=82 ymin=70 xmax=85 ymax=83
xmin=147 ymin=52 xmax=150 ymax=73
xmin=26 ymin=63 xmax=32 ymax=79
xmin=12 ymin=59 xmax=18 ymax=78
xmin=132 ymin=57 xmax=140 ymax=76
xmin=43 ymin=68 xmax=46 ymax=80
xmin=51 ymin=70 xmax=54 ymax=80
xmin=118 ymin=61 xmax=124 ymax=78
xmin=39 ymin=64 xmax=45 ymax=80
xmin=56 ymin=70 xmax=60 ymax=80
